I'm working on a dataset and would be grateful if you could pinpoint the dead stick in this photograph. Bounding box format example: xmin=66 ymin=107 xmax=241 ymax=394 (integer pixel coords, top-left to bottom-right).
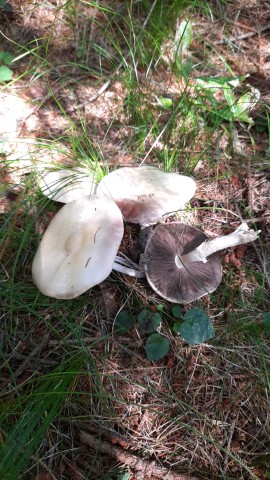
xmin=79 ymin=430 xmax=199 ymax=480
xmin=215 ymin=23 xmax=270 ymax=44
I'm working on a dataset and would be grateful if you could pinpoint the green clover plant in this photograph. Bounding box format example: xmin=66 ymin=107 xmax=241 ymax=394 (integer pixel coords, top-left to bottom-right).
xmin=115 ymin=306 xmax=215 ymax=362
xmin=0 ymin=51 xmax=15 ymax=83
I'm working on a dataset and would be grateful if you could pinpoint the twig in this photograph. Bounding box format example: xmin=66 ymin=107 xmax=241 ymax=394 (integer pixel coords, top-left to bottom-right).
xmin=65 ymin=79 xmax=111 ymax=113
xmin=48 ymin=335 xmax=105 ymax=347
xmin=62 ymin=419 xmax=138 ymax=448
xmin=223 ymin=419 xmax=236 ymax=472
xmin=79 ymin=430 xmax=199 ymax=480
xmin=215 ymin=23 xmax=270 ymax=44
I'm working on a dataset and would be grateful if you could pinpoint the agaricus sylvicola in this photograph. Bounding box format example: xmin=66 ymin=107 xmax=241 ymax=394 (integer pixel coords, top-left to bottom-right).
xmin=97 ymin=166 xmax=196 ymax=226
xmin=140 ymin=222 xmax=260 ymax=303
xmin=39 ymin=168 xmax=97 ymax=203
xmin=32 ymin=196 xmax=124 ymax=299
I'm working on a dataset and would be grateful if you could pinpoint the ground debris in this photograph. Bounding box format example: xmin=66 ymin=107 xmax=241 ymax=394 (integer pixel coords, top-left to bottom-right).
xmin=79 ymin=430 xmax=199 ymax=480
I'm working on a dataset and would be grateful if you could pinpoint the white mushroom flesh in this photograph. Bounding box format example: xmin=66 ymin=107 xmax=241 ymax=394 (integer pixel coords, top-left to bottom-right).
xmin=97 ymin=166 xmax=196 ymax=226
xmin=32 ymin=196 xmax=124 ymax=299
xmin=178 ymin=223 xmax=260 ymax=266
xmin=39 ymin=168 xmax=98 ymax=203
xmin=113 ymin=254 xmax=145 ymax=278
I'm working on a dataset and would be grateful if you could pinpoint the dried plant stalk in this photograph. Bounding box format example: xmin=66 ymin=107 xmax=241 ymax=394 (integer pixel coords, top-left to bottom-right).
xmin=79 ymin=430 xmax=199 ymax=480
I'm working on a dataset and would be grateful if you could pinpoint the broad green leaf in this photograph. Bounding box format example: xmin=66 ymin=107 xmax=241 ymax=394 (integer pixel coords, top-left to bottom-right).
xmin=115 ymin=311 xmax=135 ymax=335
xmin=223 ymin=87 xmax=236 ymax=108
xmin=156 ymin=304 xmax=164 ymax=312
xmin=157 ymin=97 xmax=173 ymax=110
xmin=193 ymin=89 xmax=219 ymax=110
xmin=233 ymin=110 xmax=253 ymax=124
xmin=117 ymin=473 xmax=131 ymax=480
xmin=230 ymin=102 xmax=253 ymax=123
xmin=138 ymin=310 xmax=161 ymax=333
xmin=3 ymin=52 xmax=14 ymax=65
xmin=210 ymin=106 xmax=234 ymax=124
xmin=145 ymin=333 xmax=169 ymax=361
xmin=231 ymin=87 xmax=260 ymax=124
xmin=0 ymin=51 xmax=14 ymax=65
xmin=175 ymin=56 xmax=192 ymax=79
xmin=0 ymin=65 xmax=13 ymax=82
xmin=196 ymin=76 xmax=242 ymax=92
xmin=172 ymin=305 xmax=182 ymax=319
xmin=173 ymin=322 xmax=181 ymax=334
xmin=179 ymin=308 xmax=214 ymax=345
xmin=263 ymin=313 xmax=270 ymax=332
xmin=0 ymin=0 xmax=13 ymax=11
xmin=175 ymin=20 xmax=193 ymax=57
xmin=237 ymin=87 xmax=260 ymax=111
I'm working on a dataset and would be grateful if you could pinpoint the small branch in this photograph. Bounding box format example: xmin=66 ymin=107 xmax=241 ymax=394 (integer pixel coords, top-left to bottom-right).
xmin=224 ymin=419 xmax=236 ymax=473
xmin=48 ymin=336 xmax=103 ymax=347
xmin=79 ymin=430 xmax=199 ymax=480
xmin=66 ymin=80 xmax=111 ymax=113
xmin=215 ymin=23 xmax=270 ymax=45
xmin=178 ymin=224 xmax=260 ymax=266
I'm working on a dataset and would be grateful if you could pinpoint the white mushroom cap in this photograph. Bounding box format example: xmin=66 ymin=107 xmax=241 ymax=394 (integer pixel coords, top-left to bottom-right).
xmin=96 ymin=166 xmax=196 ymax=226
xmin=32 ymin=196 xmax=124 ymax=299
xmin=39 ymin=168 xmax=97 ymax=203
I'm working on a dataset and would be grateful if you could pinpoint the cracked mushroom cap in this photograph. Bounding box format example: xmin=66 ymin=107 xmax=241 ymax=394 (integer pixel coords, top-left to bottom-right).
xmin=39 ymin=168 xmax=97 ymax=203
xmin=32 ymin=196 xmax=124 ymax=299
xmin=141 ymin=223 xmax=222 ymax=303
xmin=97 ymin=166 xmax=196 ymax=226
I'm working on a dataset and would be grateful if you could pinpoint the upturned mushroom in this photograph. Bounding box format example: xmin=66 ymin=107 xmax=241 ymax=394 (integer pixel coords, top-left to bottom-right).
xmin=32 ymin=196 xmax=124 ymax=299
xmin=39 ymin=168 xmax=98 ymax=203
xmin=97 ymin=166 xmax=196 ymax=226
xmin=140 ymin=222 xmax=260 ymax=303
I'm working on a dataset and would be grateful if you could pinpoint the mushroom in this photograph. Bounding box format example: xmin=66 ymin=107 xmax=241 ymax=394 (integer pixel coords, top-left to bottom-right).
xmin=97 ymin=166 xmax=196 ymax=226
xmin=140 ymin=222 xmax=260 ymax=303
xmin=32 ymin=196 xmax=124 ymax=299
xmin=39 ymin=168 xmax=98 ymax=203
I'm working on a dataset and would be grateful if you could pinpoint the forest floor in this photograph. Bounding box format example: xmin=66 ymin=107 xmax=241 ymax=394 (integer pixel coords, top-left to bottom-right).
xmin=0 ymin=1 xmax=270 ymax=479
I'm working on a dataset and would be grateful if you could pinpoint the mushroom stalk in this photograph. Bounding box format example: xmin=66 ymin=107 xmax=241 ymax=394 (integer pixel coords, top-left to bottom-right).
xmin=113 ymin=254 xmax=145 ymax=278
xmin=176 ymin=223 xmax=260 ymax=267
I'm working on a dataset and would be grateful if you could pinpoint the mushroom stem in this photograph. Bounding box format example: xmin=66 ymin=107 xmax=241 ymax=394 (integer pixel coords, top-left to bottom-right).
xmin=176 ymin=223 xmax=260 ymax=267
xmin=113 ymin=254 xmax=145 ymax=278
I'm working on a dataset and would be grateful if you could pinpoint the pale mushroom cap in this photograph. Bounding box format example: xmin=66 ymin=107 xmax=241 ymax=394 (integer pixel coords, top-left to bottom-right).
xmin=142 ymin=223 xmax=222 ymax=303
xmin=39 ymin=168 xmax=98 ymax=203
xmin=32 ymin=196 xmax=124 ymax=299
xmin=97 ymin=166 xmax=196 ymax=226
